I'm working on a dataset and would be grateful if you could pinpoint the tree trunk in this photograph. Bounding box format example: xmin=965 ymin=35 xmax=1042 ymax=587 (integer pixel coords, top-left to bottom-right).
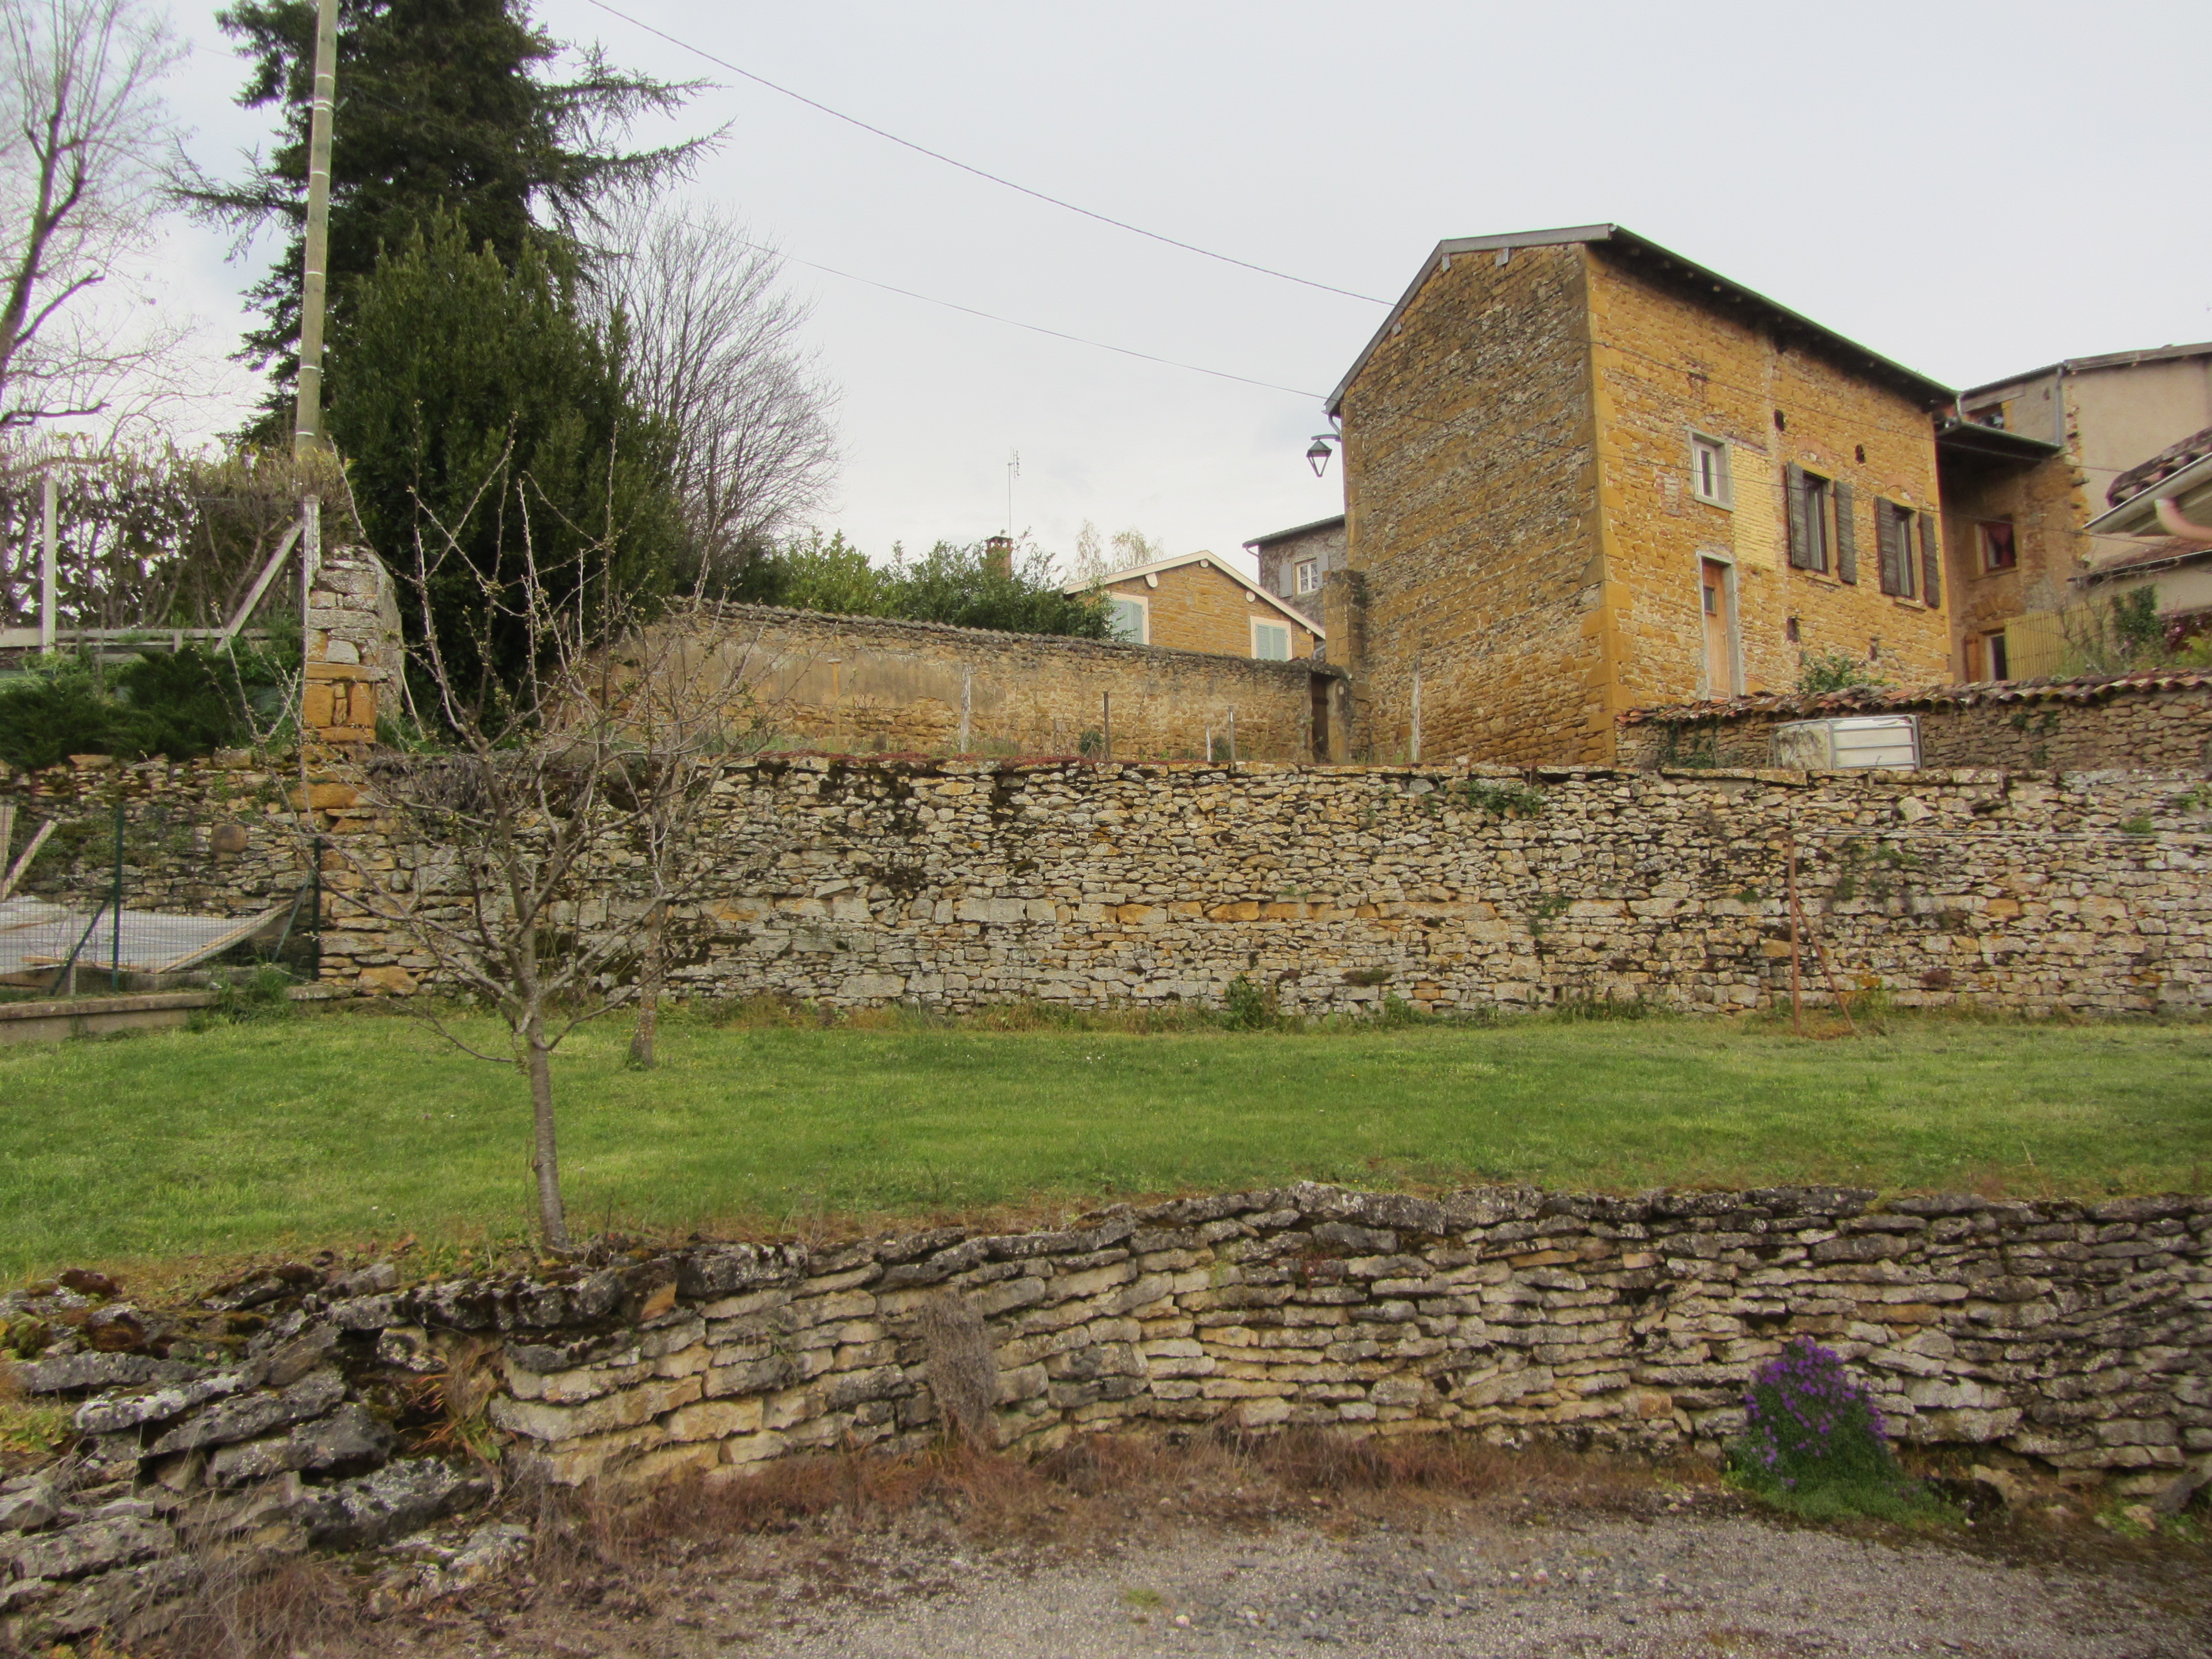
xmin=523 ymin=1003 xmax=571 ymax=1248
xmin=629 ymin=900 xmax=664 ymax=1069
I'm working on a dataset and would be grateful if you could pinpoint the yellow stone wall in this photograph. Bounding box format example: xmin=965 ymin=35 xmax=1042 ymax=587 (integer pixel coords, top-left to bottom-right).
xmin=1338 ymin=244 xmax=1601 ymax=763
xmin=1587 ymin=247 xmax=1951 ymax=727
xmin=1337 ymin=242 xmax=1953 ymax=764
xmin=1097 ymin=558 xmax=1319 ymax=660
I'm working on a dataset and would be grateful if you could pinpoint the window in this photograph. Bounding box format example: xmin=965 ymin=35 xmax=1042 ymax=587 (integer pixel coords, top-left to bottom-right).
xmin=1875 ymin=502 xmax=1942 ymax=607
xmin=1251 ymin=620 xmax=1292 ymax=661
xmin=1967 ymin=403 xmax=2006 ymax=431
xmin=1877 ymin=501 xmax=1917 ymax=599
xmin=1293 ymin=558 xmax=1320 ymax=594
xmin=1984 ymin=629 xmax=2010 ymax=681
xmin=1690 ymin=434 xmax=1732 ymax=507
xmin=1786 ymin=465 xmax=1851 ymax=578
xmin=1105 ymin=594 xmax=1147 ymax=643
xmin=1980 ymin=521 xmax=2017 ymax=572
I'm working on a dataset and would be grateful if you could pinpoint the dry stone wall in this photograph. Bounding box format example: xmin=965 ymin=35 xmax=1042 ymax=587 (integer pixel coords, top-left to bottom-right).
xmin=314 ymin=757 xmax=2212 ymax=1015
xmin=4 ymin=1183 xmax=2205 ymax=1643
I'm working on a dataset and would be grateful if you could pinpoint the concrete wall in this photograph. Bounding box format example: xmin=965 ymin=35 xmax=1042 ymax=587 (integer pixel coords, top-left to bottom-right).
xmin=1618 ymin=675 xmax=2212 ymax=774
xmin=661 ymin=603 xmax=1329 ymax=763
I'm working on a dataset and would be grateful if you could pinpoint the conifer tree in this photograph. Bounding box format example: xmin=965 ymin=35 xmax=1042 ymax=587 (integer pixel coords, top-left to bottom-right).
xmin=183 ymin=0 xmax=705 ymax=408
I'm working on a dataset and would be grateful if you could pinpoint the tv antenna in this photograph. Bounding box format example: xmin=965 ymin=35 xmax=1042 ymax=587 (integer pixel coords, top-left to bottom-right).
xmin=1006 ymin=449 xmax=1020 ymax=537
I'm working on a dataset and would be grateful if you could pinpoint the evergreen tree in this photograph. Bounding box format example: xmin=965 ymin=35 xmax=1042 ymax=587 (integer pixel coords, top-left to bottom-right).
xmin=184 ymin=0 xmax=705 ymax=409
xmin=329 ymin=212 xmax=683 ymax=704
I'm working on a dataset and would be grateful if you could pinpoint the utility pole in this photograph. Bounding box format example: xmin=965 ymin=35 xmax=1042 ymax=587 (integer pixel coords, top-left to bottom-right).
xmin=291 ymin=0 xmax=340 ymax=456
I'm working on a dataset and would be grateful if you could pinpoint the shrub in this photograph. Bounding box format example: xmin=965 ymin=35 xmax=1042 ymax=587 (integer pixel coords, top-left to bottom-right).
xmin=195 ymin=965 xmax=298 ymax=1026
xmin=1728 ymin=1338 xmax=1938 ymax=1522
xmin=1796 ymin=649 xmax=1893 ymax=695
xmin=1457 ymin=778 xmax=1546 ymax=817
xmin=0 ymin=639 xmax=295 ymax=771
xmin=1219 ymin=974 xmax=1281 ymax=1031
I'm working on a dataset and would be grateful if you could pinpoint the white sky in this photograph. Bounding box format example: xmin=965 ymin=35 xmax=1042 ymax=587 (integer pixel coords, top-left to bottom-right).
xmin=156 ymin=0 xmax=2212 ymax=581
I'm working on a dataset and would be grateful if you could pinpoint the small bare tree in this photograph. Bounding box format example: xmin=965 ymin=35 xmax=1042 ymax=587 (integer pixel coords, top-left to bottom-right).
xmin=589 ymin=200 xmax=837 ymax=589
xmin=309 ymin=450 xmax=787 ymax=1244
xmin=0 ymin=0 xmax=188 ymax=432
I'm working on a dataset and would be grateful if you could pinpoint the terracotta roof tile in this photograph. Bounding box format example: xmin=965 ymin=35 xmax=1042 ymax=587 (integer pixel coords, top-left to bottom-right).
xmin=2108 ymin=424 xmax=2212 ymax=507
xmin=1618 ymin=667 xmax=2212 ymax=726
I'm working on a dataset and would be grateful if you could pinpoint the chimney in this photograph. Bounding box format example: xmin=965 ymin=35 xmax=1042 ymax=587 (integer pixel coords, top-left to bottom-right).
xmin=984 ymin=534 xmax=1014 ymax=578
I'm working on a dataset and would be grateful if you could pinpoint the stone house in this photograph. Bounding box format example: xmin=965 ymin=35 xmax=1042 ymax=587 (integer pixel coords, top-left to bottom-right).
xmin=1940 ymin=344 xmax=2212 ymax=680
xmin=1324 ymin=224 xmax=1956 ymax=764
xmin=1063 ymin=550 xmax=1322 ymax=661
xmin=1243 ymin=513 xmax=1345 ymax=625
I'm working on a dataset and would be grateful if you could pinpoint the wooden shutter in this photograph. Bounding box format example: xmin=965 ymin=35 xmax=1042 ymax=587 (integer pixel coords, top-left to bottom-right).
xmin=1876 ymin=502 xmax=1901 ymax=594
xmin=1833 ymin=482 xmax=1857 ymax=584
xmin=1785 ymin=465 xmax=1811 ymax=569
xmin=1919 ymin=512 xmax=1942 ymax=609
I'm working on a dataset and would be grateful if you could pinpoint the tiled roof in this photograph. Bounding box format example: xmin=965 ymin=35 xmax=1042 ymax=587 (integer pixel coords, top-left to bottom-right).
xmin=1618 ymin=667 xmax=2212 ymax=726
xmin=2108 ymin=424 xmax=2212 ymax=507
xmin=2080 ymin=535 xmax=2209 ymax=579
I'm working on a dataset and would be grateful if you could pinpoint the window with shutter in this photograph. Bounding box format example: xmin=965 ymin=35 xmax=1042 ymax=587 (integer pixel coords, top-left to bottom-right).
xmin=1876 ymin=503 xmax=1902 ymax=596
xmin=1834 ymin=482 xmax=1857 ymax=584
xmin=1919 ymin=513 xmax=1941 ymax=609
xmin=1785 ymin=464 xmax=1811 ymax=569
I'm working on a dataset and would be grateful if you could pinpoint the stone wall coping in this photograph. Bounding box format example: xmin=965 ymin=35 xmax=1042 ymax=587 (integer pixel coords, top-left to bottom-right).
xmin=696 ymin=600 xmax=1340 ymax=681
xmin=1621 ymin=667 xmax=2212 ymax=726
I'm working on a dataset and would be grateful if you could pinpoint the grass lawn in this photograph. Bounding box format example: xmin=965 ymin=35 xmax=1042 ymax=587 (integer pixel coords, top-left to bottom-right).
xmin=1 ymin=1006 xmax=2206 ymax=1276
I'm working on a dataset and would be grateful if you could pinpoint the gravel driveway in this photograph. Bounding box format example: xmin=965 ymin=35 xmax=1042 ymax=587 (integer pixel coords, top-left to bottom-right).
xmin=734 ymin=1512 xmax=2205 ymax=1659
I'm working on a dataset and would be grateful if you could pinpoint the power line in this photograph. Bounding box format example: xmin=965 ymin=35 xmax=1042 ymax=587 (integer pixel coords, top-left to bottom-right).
xmin=579 ymin=0 xmax=1390 ymax=307
xmin=733 ymin=236 xmax=1326 ymax=399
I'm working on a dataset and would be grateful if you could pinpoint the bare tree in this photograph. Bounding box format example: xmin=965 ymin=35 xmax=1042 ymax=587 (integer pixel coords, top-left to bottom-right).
xmin=0 ymin=0 xmax=187 ymax=431
xmin=589 ymin=200 xmax=837 ymax=588
xmin=1067 ymin=519 xmax=1166 ymax=587
xmin=305 ymin=448 xmax=786 ymax=1244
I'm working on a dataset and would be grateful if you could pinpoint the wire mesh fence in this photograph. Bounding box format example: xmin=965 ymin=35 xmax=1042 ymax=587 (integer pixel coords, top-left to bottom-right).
xmin=0 ymin=797 xmax=319 ymax=1001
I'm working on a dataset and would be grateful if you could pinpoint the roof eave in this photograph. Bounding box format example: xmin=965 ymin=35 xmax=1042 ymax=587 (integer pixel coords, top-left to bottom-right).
xmin=1327 ymin=223 xmax=1954 ymax=419
xmin=2086 ymin=452 xmax=2212 ymax=536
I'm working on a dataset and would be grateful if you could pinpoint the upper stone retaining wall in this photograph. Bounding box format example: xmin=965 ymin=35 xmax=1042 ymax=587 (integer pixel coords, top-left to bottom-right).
xmin=316 ymin=758 xmax=2212 ymax=1016
xmin=10 ymin=754 xmax=2209 ymax=1016
xmin=1619 ymin=671 xmax=2212 ymax=772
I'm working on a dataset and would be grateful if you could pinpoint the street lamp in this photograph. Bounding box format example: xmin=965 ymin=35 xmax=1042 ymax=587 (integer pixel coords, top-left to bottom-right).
xmin=1306 ymin=434 xmax=1339 ymax=478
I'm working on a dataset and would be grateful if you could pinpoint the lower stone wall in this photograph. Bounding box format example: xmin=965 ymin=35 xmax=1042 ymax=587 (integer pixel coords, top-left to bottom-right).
xmin=5 ymin=1183 xmax=2204 ymax=1641
xmin=667 ymin=602 xmax=1333 ymax=761
xmin=1619 ymin=672 xmax=2212 ymax=771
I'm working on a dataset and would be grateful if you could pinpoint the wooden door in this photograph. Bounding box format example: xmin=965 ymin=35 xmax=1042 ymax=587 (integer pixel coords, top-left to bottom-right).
xmin=1700 ymin=559 xmax=1734 ymax=697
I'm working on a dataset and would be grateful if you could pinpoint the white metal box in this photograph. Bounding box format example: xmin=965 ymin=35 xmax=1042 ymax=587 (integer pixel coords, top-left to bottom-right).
xmin=1771 ymin=713 xmax=1920 ymax=770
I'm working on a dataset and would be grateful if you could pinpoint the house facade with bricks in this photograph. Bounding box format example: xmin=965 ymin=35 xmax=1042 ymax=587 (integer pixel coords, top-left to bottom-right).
xmin=1065 ymin=550 xmax=1322 ymax=661
xmin=1323 ymin=224 xmax=1958 ymax=765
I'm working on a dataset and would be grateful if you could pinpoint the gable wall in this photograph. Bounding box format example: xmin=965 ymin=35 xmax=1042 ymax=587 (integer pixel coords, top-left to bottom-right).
xmin=1337 ymin=244 xmax=1601 ymax=763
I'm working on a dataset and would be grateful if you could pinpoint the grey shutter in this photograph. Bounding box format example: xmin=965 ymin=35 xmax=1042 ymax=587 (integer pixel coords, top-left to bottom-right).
xmin=1833 ymin=481 xmax=1857 ymax=584
xmin=1875 ymin=503 xmax=1900 ymax=594
xmin=1919 ymin=512 xmax=1942 ymax=609
xmin=1785 ymin=465 xmax=1811 ymax=569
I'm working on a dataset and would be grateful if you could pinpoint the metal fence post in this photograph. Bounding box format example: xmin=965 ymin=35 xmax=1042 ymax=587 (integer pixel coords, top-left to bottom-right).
xmin=309 ymin=835 xmax=324 ymax=982
xmin=109 ymin=801 xmax=124 ymax=990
